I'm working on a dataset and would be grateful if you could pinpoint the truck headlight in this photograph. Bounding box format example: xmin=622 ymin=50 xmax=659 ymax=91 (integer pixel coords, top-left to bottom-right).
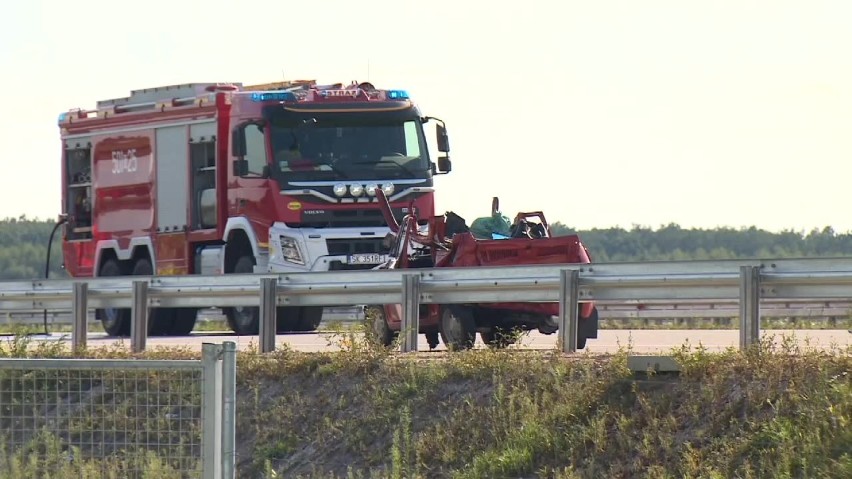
xmin=279 ymin=235 xmax=304 ymax=265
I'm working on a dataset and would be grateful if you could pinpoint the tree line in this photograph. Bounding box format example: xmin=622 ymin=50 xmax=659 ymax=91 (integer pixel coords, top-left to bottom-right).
xmin=1 ymin=216 xmax=851 ymax=280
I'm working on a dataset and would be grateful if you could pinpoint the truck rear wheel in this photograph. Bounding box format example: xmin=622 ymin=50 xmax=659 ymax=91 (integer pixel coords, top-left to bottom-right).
xmin=97 ymin=259 xmax=130 ymax=337
xmin=131 ymin=258 xmax=172 ymax=336
xmin=169 ymin=308 xmax=198 ymax=336
xmin=224 ymin=255 xmax=259 ymax=335
xmin=440 ymin=305 xmax=476 ymax=351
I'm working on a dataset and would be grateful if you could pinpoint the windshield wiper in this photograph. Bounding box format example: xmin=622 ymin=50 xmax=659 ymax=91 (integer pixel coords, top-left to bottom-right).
xmin=354 ymin=157 xmax=425 ymax=178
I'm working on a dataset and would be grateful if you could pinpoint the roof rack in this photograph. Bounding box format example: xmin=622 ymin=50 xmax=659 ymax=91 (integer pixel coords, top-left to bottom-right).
xmin=95 ymin=83 xmax=242 ymax=109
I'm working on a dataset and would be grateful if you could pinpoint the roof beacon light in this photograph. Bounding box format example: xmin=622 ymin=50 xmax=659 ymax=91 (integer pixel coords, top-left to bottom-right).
xmin=251 ymin=91 xmax=296 ymax=102
xmin=387 ymin=90 xmax=409 ymax=100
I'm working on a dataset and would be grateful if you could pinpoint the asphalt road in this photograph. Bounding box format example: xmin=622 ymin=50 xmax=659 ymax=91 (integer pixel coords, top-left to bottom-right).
xmin=22 ymin=329 xmax=852 ymax=354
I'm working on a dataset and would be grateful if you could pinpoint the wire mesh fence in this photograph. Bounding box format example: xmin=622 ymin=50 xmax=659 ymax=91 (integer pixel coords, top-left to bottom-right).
xmin=0 ymin=343 xmax=236 ymax=479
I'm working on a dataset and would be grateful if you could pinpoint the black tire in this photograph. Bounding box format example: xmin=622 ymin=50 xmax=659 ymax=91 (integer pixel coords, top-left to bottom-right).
xmin=224 ymin=255 xmax=259 ymax=335
xmin=574 ymin=305 xmax=599 ymax=350
xmin=169 ymin=308 xmax=198 ymax=336
xmin=297 ymin=306 xmax=323 ymax=331
xmin=275 ymin=306 xmax=323 ymax=333
xmin=480 ymin=326 xmax=519 ymax=349
xmin=131 ymin=257 xmax=170 ymax=336
xmin=439 ymin=305 xmax=476 ymax=351
xmin=97 ymin=259 xmax=131 ymax=337
xmin=364 ymin=305 xmax=396 ymax=347
xmin=425 ymin=330 xmax=440 ymax=350
xmin=577 ymin=334 xmax=587 ymax=350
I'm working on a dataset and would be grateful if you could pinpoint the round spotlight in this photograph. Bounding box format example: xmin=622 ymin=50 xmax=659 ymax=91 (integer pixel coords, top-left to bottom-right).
xmin=381 ymin=183 xmax=395 ymax=196
xmin=365 ymin=183 xmax=379 ymax=196
xmin=333 ymin=183 xmax=348 ymax=197
xmin=349 ymin=183 xmax=365 ymax=197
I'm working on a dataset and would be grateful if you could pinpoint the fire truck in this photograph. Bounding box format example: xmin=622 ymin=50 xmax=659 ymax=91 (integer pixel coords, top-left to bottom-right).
xmin=58 ymin=80 xmax=452 ymax=337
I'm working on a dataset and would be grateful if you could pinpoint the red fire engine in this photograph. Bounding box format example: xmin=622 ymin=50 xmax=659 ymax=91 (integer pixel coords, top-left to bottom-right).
xmin=58 ymin=80 xmax=452 ymax=337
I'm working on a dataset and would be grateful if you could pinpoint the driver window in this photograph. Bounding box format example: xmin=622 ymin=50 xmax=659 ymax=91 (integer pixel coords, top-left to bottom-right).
xmin=245 ymin=124 xmax=267 ymax=175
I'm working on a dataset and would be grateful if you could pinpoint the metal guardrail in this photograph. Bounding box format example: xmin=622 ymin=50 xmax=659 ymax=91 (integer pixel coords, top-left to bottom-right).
xmin=1 ymin=257 xmax=852 ymax=353
xmin=4 ymin=302 xmax=850 ymax=328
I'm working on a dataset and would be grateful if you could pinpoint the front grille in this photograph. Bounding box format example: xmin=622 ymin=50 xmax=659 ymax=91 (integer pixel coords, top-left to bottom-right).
xmin=326 ymin=238 xmax=387 ymax=256
xmin=289 ymin=208 xmax=407 ymax=228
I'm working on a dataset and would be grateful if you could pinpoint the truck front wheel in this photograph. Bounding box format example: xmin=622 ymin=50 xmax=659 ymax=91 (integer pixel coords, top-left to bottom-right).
xmin=224 ymin=255 xmax=260 ymax=335
xmin=276 ymin=306 xmax=323 ymax=333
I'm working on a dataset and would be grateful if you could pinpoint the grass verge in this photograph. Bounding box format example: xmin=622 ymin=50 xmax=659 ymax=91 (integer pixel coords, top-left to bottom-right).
xmin=0 ymin=331 xmax=850 ymax=478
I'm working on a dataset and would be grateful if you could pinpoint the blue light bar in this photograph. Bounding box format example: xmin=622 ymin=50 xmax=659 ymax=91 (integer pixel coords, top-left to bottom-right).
xmin=386 ymin=90 xmax=410 ymax=100
xmin=251 ymin=91 xmax=296 ymax=102
xmin=57 ymin=112 xmax=68 ymax=122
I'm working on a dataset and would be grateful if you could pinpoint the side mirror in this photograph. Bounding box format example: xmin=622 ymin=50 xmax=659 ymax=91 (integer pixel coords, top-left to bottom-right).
xmin=437 ymin=156 xmax=452 ymax=173
xmin=436 ymin=124 xmax=450 ymax=153
xmin=231 ymin=126 xmax=246 ymax=157
xmin=233 ymin=159 xmax=248 ymax=177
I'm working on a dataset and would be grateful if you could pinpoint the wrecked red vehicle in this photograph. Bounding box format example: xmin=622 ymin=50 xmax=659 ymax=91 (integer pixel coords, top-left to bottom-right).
xmin=367 ymin=190 xmax=599 ymax=350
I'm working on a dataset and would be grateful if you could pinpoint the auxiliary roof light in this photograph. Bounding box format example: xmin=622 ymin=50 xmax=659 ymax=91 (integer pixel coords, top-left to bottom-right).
xmin=333 ymin=183 xmax=348 ymax=197
xmin=349 ymin=184 xmax=365 ymax=197
xmin=250 ymin=91 xmax=296 ymax=102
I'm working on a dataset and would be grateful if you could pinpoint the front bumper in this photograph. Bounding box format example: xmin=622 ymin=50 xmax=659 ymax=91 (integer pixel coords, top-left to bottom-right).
xmin=267 ymin=222 xmax=392 ymax=273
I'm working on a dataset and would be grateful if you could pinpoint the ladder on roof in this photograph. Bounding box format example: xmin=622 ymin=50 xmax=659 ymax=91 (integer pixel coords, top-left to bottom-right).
xmin=242 ymin=79 xmax=317 ymax=92
xmin=95 ymin=83 xmax=242 ymax=109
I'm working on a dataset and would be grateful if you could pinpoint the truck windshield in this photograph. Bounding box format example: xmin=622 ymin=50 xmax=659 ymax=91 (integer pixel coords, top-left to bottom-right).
xmin=268 ymin=117 xmax=431 ymax=182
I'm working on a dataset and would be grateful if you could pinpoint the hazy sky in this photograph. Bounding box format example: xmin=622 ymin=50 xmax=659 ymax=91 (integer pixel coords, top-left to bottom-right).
xmin=3 ymin=0 xmax=852 ymax=233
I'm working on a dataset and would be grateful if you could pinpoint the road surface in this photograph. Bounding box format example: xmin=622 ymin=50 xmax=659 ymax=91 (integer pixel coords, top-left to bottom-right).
xmin=15 ymin=329 xmax=852 ymax=354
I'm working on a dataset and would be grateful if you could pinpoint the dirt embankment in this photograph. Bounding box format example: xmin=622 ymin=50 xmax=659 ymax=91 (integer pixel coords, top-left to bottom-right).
xmin=233 ymin=342 xmax=852 ymax=479
xmin=1 ymin=336 xmax=850 ymax=478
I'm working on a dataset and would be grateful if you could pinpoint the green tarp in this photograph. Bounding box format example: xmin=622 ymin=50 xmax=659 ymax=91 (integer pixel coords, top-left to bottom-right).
xmin=469 ymin=212 xmax=513 ymax=240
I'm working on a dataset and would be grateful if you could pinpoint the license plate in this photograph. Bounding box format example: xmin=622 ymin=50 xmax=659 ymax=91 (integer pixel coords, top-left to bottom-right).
xmin=348 ymin=253 xmax=387 ymax=264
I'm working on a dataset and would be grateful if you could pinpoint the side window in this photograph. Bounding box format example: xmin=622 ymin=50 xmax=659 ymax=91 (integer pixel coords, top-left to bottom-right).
xmin=244 ymin=124 xmax=267 ymax=175
xmin=403 ymin=121 xmax=421 ymax=157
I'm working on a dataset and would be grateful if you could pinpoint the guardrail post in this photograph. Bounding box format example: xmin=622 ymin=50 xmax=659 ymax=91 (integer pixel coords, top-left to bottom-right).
xmin=221 ymin=341 xmax=237 ymax=478
xmin=201 ymin=343 xmax=223 ymax=479
xmin=131 ymin=280 xmax=149 ymax=353
xmin=71 ymin=282 xmax=88 ymax=353
xmin=259 ymin=278 xmax=277 ymax=353
xmin=739 ymin=265 xmax=761 ymax=350
xmin=559 ymin=269 xmax=580 ymax=353
xmin=401 ymin=273 xmax=420 ymax=353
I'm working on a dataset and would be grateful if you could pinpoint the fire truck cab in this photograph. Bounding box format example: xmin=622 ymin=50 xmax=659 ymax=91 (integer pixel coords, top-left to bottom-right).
xmin=58 ymin=80 xmax=451 ymax=337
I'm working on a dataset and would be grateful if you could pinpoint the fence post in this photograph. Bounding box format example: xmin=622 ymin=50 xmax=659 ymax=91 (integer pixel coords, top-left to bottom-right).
xmin=131 ymin=280 xmax=149 ymax=353
xmin=259 ymin=278 xmax=277 ymax=353
xmin=559 ymin=269 xmax=580 ymax=353
xmin=401 ymin=273 xmax=420 ymax=353
xmin=72 ymin=282 xmax=88 ymax=353
xmin=221 ymin=341 xmax=237 ymax=479
xmin=739 ymin=265 xmax=761 ymax=350
xmin=201 ymin=343 xmax=223 ymax=479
